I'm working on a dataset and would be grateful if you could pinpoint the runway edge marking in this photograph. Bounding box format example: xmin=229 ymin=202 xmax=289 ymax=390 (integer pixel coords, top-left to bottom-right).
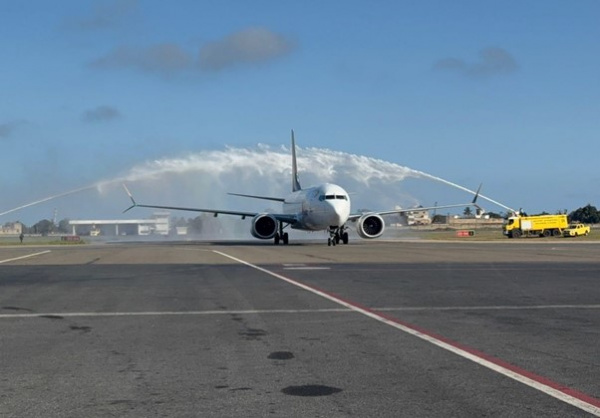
xmin=213 ymin=250 xmax=600 ymax=416
xmin=0 ymin=250 xmax=51 ymax=264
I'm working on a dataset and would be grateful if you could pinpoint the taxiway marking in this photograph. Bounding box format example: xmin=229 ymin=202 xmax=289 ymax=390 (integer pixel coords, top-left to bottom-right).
xmin=1 ymin=304 xmax=598 ymax=320
xmin=0 ymin=308 xmax=351 ymax=319
xmin=282 ymin=263 xmax=331 ymax=270
xmin=0 ymin=250 xmax=51 ymax=264
xmin=375 ymin=304 xmax=600 ymax=311
xmin=284 ymin=267 xmax=331 ymax=270
xmin=213 ymin=249 xmax=600 ymax=416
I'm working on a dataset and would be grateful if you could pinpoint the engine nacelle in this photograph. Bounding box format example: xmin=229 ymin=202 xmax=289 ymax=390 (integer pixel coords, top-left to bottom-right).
xmin=356 ymin=213 xmax=385 ymax=239
xmin=250 ymin=214 xmax=278 ymax=239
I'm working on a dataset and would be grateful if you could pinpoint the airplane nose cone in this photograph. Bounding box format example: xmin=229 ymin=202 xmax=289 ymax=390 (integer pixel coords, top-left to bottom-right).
xmin=326 ymin=202 xmax=349 ymax=226
xmin=330 ymin=213 xmax=344 ymax=226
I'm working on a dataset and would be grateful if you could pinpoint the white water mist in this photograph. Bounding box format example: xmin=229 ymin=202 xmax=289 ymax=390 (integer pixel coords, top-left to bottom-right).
xmin=2 ymin=144 xmax=512 ymax=220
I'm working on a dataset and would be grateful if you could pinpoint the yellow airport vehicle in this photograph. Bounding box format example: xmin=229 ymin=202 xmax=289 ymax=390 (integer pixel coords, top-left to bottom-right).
xmin=563 ymin=223 xmax=590 ymax=237
xmin=503 ymin=214 xmax=568 ymax=238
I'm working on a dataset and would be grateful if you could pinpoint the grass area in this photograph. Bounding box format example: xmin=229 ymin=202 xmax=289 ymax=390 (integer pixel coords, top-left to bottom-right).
xmin=400 ymin=227 xmax=599 ymax=241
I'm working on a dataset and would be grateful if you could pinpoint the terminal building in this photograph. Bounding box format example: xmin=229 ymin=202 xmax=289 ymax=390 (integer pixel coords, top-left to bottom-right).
xmin=0 ymin=222 xmax=23 ymax=235
xmin=69 ymin=212 xmax=170 ymax=236
xmin=398 ymin=208 xmax=432 ymax=226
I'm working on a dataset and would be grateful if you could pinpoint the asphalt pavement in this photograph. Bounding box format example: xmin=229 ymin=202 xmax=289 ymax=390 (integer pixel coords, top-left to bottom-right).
xmin=1 ymin=240 xmax=599 ymax=417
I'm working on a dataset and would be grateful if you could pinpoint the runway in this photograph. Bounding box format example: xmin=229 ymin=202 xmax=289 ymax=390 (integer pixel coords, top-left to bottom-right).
xmin=1 ymin=240 xmax=599 ymax=417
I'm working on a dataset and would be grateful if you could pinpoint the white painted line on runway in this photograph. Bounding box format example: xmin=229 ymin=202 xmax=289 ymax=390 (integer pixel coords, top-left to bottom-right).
xmin=3 ymin=304 xmax=599 ymax=320
xmin=212 ymin=250 xmax=600 ymax=416
xmin=284 ymin=267 xmax=331 ymax=270
xmin=282 ymin=263 xmax=331 ymax=270
xmin=0 ymin=250 xmax=51 ymax=264
xmin=375 ymin=304 xmax=600 ymax=312
xmin=0 ymin=308 xmax=351 ymax=319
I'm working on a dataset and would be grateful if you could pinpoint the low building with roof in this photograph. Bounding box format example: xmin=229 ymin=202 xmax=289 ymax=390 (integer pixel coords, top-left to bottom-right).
xmin=69 ymin=212 xmax=170 ymax=236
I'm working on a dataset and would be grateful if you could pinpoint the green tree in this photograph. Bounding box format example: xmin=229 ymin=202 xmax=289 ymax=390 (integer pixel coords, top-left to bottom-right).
xmin=485 ymin=212 xmax=503 ymax=219
xmin=569 ymin=204 xmax=600 ymax=224
xmin=188 ymin=216 xmax=203 ymax=234
xmin=463 ymin=206 xmax=472 ymax=217
xmin=432 ymin=214 xmax=447 ymax=224
xmin=32 ymin=219 xmax=54 ymax=236
xmin=57 ymin=218 xmax=70 ymax=234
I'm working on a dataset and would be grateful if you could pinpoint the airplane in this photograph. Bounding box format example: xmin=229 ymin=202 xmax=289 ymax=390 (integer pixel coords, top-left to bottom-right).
xmin=124 ymin=131 xmax=482 ymax=246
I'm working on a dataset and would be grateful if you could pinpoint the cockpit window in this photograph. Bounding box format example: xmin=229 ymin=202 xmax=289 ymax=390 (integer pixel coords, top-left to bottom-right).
xmin=320 ymin=194 xmax=348 ymax=201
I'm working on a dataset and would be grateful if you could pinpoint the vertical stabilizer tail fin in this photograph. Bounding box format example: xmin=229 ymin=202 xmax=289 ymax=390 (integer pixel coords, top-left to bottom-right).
xmin=291 ymin=130 xmax=301 ymax=192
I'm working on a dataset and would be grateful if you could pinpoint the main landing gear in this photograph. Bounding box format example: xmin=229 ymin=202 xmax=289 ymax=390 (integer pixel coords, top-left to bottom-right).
xmin=274 ymin=232 xmax=289 ymax=245
xmin=327 ymin=226 xmax=349 ymax=246
xmin=274 ymin=222 xmax=289 ymax=245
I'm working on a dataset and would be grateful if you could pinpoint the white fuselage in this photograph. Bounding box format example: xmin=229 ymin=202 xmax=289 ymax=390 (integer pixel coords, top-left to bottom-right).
xmin=283 ymin=183 xmax=351 ymax=231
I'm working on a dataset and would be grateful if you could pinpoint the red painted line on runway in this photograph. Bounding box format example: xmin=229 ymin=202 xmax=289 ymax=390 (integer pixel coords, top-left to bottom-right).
xmin=214 ymin=250 xmax=600 ymax=415
xmin=369 ymin=309 xmax=600 ymax=409
xmin=316 ymin=285 xmax=600 ymax=410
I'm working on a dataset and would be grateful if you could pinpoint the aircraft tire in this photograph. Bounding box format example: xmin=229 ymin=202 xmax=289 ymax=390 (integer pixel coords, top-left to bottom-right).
xmin=342 ymin=232 xmax=349 ymax=244
xmin=283 ymin=233 xmax=289 ymax=245
xmin=274 ymin=233 xmax=280 ymax=245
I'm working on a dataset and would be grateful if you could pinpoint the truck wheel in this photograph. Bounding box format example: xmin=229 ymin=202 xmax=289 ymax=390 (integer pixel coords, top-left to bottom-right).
xmin=552 ymin=229 xmax=561 ymax=237
xmin=542 ymin=230 xmax=551 ymax=238
xmin=512 ymin=230 xmax=521 ymax=238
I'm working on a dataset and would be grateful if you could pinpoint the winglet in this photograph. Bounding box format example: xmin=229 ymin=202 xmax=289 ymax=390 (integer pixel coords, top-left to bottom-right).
xmin=472 ymin=183 xmax=485 ymax=216
xmin=472 ymin=183 xmax=482 ymax=204
xmin=291 ymin=130 xmax=301 ymax=192
xmin=122 ymin=183 xmax=137 ymax=213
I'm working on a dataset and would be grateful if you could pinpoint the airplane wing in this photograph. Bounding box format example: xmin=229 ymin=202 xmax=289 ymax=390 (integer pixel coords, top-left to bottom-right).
xmin=347 ymin=202 xmax=479 ymax=221
xmin=123 ymin=185 xmax=297 ymax=224
xmin=227 ymin=192 xmax=285 ymax=202
xmin=348 ymin=185 xmax=484 ymax=221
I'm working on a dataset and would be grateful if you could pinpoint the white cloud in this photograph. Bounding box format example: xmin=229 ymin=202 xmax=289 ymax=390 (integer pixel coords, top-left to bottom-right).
xmin=199 ymin=27 xmax=296 ymax=72
xmin=89 ymin=27 xmax=296 ymax=77
xmin=65 ymin=0 xmax=138 ymax=31
xmin=0 ymin=121 xmax=24 ymax=139
xmin=82 ymin=106 xmax=122 ymax=123
xmin=89 ymin=44 xmax=194 ymax=76
xmin=434 ymin=47 xmax=518 ymax=78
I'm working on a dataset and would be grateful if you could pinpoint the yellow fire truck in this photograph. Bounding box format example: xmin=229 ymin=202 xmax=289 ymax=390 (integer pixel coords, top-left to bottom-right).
xmin=503 ymin=214 xmax=568 ymax=238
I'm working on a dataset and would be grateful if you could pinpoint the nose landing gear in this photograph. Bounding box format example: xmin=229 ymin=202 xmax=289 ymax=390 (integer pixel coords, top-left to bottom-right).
xmin=327 ymin=226 xmax=349 ymax=246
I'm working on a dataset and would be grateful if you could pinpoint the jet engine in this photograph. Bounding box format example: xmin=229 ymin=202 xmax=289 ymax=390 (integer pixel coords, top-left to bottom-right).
xmin=250 ymin=214 xmax=278 ymax=239
xmin=356 ymin=214 xmax=385 ymax=239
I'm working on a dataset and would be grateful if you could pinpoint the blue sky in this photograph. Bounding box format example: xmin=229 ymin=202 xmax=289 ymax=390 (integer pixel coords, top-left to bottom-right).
xmin=1 ymin=1 xmax=599 ymax=224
